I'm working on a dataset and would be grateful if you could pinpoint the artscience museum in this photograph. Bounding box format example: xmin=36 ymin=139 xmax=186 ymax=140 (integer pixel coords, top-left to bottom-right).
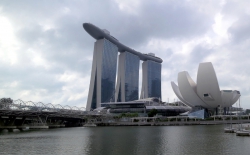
xmin=171 ymin=62 xmax=240 ymax=118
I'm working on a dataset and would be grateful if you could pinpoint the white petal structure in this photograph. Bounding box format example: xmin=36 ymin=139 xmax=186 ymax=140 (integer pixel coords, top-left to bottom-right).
xmin=171 ymin=81 xmax=193 ymax=107
xmin=177 ymin=71 xmax=212 ymax=108
xmin=231 ymin=90 xmax=241 ymax=105
xmin=196 ymin=62 xmax=222 ymax=108
xmin=171 ymin=62 xmax=240 ymax=109
xmin=221 ymin=90 xmax=240 ymax=107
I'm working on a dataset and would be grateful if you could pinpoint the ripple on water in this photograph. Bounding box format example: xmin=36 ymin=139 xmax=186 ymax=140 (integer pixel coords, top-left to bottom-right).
xmin=1 ymin=125 xmax=250 ymax=155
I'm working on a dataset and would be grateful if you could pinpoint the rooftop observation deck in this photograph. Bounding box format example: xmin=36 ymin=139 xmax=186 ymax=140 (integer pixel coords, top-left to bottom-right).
xmin=83 ymin=23 xmax=163 ymax=63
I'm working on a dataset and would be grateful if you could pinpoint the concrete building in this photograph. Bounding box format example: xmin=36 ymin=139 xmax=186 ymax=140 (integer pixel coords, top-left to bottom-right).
xmin=171 ymin=62 xmax=240 ymax=118
xmin=83 ymin=23 xmax=163 ymax=111
xmin=141 ymin=59 xmax=162 ymax=99
xmin=115 ymin=52 xmax=140 ymax=102
xmin=100 ymin=98 xmax=191 ymax=116
xmin=86 ymin=38 xmax=118 ymax=110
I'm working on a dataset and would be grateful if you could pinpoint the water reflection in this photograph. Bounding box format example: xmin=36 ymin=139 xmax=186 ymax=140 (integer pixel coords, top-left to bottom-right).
xmin=1 ymin=125 xmax=250 ymax=155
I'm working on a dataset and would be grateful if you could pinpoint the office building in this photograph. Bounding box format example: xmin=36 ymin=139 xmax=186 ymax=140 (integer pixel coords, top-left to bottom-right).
xmin=83 ymin=23 xmax=163 ymax=111
xmin=141 ymin=60 xmax=162 ymax=99
xmin=115 ymin=52 xmax=140 ymax=102
xmin=86 ymin=38 xmax=118 ymax=110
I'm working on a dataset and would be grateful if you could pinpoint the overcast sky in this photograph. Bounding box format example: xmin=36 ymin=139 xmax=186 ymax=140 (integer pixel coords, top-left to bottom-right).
xmin=1 ymin=0 xmax=250 ymax=108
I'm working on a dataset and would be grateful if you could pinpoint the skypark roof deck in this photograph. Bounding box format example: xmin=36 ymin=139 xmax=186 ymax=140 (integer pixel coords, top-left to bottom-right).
xmin=83 ymin=23 xmax=163 ymax=63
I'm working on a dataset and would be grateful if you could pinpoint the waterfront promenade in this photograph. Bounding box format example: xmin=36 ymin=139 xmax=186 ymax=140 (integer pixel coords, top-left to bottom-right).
xmin=86 ymin=115 xmax=250 ymax=126
xmin=2 ymin=98 xmax=250 ymax=131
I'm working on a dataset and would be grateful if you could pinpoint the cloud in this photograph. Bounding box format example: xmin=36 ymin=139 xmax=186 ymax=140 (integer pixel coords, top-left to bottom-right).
xmin=228 ymin=14 xmax=250 ymax=43
xmin=0 ymin=0 xmax=250 ymax=109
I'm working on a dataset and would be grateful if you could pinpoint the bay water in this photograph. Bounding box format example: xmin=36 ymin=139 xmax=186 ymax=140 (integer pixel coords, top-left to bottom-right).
xmin=1 ymin=125 xmax=249 ymax=155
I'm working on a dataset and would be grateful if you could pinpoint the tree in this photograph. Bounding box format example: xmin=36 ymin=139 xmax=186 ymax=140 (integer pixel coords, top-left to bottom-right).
xmin=148 ymin=109 xmax=158 ymax=117
xmin=0 ymin=98 xmax=13 ymax=109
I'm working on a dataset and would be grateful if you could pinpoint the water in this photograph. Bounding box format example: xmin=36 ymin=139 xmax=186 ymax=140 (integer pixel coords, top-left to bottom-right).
xmin=0 ymin=125 xmax=250 ymax=155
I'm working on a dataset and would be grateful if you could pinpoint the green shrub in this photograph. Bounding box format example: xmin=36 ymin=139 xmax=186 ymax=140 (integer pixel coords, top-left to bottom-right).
xmin=119 ymin=113 xmax=139 ymax=118
xmin=148 ymin=109 xmax=158 ymax=117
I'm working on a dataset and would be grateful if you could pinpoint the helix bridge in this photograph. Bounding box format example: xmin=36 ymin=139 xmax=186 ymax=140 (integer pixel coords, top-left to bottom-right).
xmin=0 ymin=98 xmax=87 ymax=118
xmin=0 ymin=98 xmax=97 ymax=130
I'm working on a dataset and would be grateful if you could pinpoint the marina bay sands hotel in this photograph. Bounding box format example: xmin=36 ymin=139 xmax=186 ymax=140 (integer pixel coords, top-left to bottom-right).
xmin=83 ymin=23 xmax=163 ymax=111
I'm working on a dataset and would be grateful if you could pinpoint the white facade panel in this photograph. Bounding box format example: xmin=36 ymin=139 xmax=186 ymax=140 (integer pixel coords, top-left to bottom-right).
xmin=231 ymin=90 xmax=241 ymax=105
xmin=140 ymin=61 xmax=148 ymax=99
xmin=196 ymin=62 xmax=222 ymax=108
xmin=171 ymin=82 xmax=193 ymax=107
xmin=86 ymin=40 xmax=104 ymax=111
xmin=171 ymin=62 xmax=240 ymax=110
xmin=86 ymin=39 xmax=118 ymax=110
xmin=178 ymin=71 xmax=212 ymax=108
xmin=115 ymin=52 xmax=140 ymax=102
xmin=115 ymin=53 xmax=126 ymax=102
xmin=221 ymin=90 xmax=234 ymax=107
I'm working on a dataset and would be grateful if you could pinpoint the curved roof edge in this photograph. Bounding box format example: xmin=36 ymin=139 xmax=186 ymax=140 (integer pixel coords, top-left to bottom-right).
xmin=231 ymin=90 xmax=241 ymax=104
xmin=196 ymin=62 xmax=222 ymax=107
xmin=221 ymin=90 xmax=236 ymax=107
xmin=178 ymin=71 xmax=212 ymax=108
xmin=83 ymin=23 xmax=163 ymax=63
xmin=171 ymin=81 xmax=193 ymax=107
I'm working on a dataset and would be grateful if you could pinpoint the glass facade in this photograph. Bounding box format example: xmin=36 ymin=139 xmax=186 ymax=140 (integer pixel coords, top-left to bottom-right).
xmin=124 ymin=52 xmax=140 ymax=101
xmin=117 ymin=84 xmax=121 ymax=102
xmin=188 ymin=109 xmax=208 ymax=119
xmin=147 ymin=60 xmax=162 ymax=99
xmin=101 ymin=39 xmax=118 ymax=103
xmin=90 ymin=72 xmax=97 ymax=109
xmin=146 ymin=108 xmax=189 ymax=117
xmin=87 ymin=37 xmax=162 ymax=110
xmin=101 ymin=102 xmax=145 ymax=113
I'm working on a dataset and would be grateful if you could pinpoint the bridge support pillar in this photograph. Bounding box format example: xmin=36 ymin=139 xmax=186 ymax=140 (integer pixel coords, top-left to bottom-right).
xmin=0 ymin=117 xmax=4 ymax=126
xmin=7 ymin=128 xmax=14 ymax=132
xmin=16 ymin=117 xmax=27 ymax=131
xmin=48 ymin=119 xmax=65 ymax=128
xmin=6 ymin=116 xmax=16 ymax=126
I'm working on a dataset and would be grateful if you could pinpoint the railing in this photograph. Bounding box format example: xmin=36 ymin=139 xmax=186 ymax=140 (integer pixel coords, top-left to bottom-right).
xmin=0 ymin=98 xmax=86 ymax=115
